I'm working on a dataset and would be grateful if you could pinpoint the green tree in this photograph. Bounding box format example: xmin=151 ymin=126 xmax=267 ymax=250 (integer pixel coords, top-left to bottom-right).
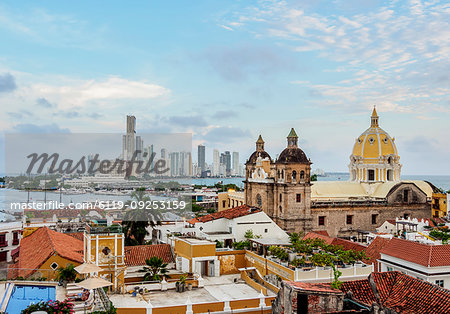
xmin=56 ymin=263 xmax=77 ymax=283
xmin=122 ymin=187 xmax=161 ymax=245
xmin=311 ymin=174 xmax=318 ymax=181
xmin=139 ymin=257 xmax=169 ymax=281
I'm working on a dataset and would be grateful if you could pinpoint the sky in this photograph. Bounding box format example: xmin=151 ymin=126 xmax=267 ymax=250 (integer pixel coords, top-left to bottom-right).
xmin=0 ymin=0 xmax=449 ymax=175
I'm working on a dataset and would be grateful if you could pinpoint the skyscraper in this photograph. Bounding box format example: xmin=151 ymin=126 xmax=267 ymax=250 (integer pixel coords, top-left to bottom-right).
xmin=232 ymin=152 xmax=239 ymax=176
xmin=198 ymin=145 xmax=206 ymax=174
xmin=122 ymin=115 xmax=136 ymax=161
xmin=223 ymin=151 xmax=231 ymax=176
xmin=213 ymin=149 xmax=220 ymax=177
xmin=135 ymin=135 xmax=143 ymax=161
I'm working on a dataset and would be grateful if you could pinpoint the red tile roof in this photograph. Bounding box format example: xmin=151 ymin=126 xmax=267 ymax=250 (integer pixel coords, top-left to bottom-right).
xmin=303 ymin=232 xmax=366 ymax=251
xmin=331 ymin=238 xmax=366 ymax=252
xmin=311 ymin=230 xmax=329 ymax=237
xmin=187 ymin=205 xmax=261 ymax=224
xmin=342 ymin=272 xmax=450 ymax=313
xmin=303 ymin=232 xmax=334 ymax=245
xmin=67 ymin=232 xmax=84 ymax=242
xmin=286 ymin=281 xmax=342 ymax=294
xmin=363 ymin=237 xmax=391 ymax=272
xmin=124 ymin=244 xmax=174 ymax=266
xmin=9 ymin=227 xmax=83 ymax=278
xmin=380 ymin=237 xmax=450 ymax=267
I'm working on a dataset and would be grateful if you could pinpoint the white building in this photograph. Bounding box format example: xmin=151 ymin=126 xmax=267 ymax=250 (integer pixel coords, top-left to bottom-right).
xmin=0 ymin=221 xmax=22 ymax=262
xmin=213 ymin=149 xmax=220 ymax=177
xmin=152 ymin=205 xmax=290 ymax=247
xmin=379 ymin=237 xmax=450 ymax=289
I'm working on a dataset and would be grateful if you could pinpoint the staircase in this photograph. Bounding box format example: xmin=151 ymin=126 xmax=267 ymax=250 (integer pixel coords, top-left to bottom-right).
xmin=97 ymin=287 xmax=112 ymax=311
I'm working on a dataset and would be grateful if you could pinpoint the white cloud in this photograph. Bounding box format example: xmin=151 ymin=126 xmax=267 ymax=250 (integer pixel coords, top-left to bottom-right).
xmin=29 ymin=77 xmax=169 ymax=108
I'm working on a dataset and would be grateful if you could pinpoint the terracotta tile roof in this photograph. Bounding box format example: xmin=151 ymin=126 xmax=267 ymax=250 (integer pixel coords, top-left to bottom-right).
xmin=285 ymin=281 xmax=342 ymax=294
xmin=342 ymin=272 xmax=450 ymax=313
xmin=303 ymin=232 xmax=366 ymax=251
xmin=311 ymin=230 xmax=329 ymax=237
xmin=363 ymin=237 xmax=391 ymax=272
xmin=331 ymin=238 xmax=366 ymax=252
xmin=10 ymin=227 xmax=83 ymax=278
xmin=187 ymin=205 xmax=261 ymax=224
xmin=380 ymin=237 xmax=450 ymax=267
xmin=67 ymin=232 xmax=84 ymax=242
xmin=124 ymin=244 xmax=174 ymax=266
xmin=303 ymin=232 xmax=334 ymax=245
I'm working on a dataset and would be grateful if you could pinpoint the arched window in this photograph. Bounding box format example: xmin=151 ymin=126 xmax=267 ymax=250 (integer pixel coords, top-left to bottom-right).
xmin=300 ymin=171 xmax=305 ymax=180
xmin=277 ymin=170 xmax=280 ymax=179
xmin=292 ymin=171 xmax=297 ymax=183
xmin=279 ymin=206 xmax=282 ymax=213
xmin=256 ymin=194 xmax=262 ymax=207
xmin=280 ymin=193 xmax=282 ymax=202
xmin=282 ymin=170 xmax=284 ymax=179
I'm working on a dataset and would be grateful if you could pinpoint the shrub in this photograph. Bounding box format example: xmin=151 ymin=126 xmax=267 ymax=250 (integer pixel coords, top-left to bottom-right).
xmin=21 ymin=300 xmax=74 ymax=314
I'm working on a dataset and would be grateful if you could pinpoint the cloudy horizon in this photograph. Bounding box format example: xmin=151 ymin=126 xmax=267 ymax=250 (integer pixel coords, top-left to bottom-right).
xmin=0 ymin=0 xmax=449 ymax=175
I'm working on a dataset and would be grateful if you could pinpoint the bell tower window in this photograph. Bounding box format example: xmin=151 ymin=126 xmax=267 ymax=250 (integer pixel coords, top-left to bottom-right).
xmin=368 ymin=169 xmax=375 ymax=181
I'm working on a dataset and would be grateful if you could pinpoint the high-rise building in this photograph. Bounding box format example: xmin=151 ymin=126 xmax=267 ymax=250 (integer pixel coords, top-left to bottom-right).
xmin=135 ymin=136 xmax=143 ymax=161
xmin=122 ymin=115 xmax=136 ymax=161
xmin=198 ymin=145 xmax=206 ymax=174
xmin=222 ymin=151 xmax=231 ymax=176
xmin=232 ymin=151 xmax=239 ymax=176
xmin=213 ymin=149 xmax=220 ymax=177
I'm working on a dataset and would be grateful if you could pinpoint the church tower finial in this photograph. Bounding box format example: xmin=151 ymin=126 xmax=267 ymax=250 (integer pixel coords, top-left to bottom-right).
xmin=256 ymin=135 xmax=264 ymax=151
xmin=371 ymin=106 xmax=379 ymax=127
xmin=287 ymin=128 xmax=298 ymax=148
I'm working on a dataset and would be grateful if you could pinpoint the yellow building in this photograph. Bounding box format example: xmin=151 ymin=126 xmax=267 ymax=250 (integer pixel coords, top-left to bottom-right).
xmin=83 ymin=224 xmax=126 ymax=292
xmin=218 ymin=189 xmax=245 ymax=211
xmin=349 ymin=107 xmax=401 ymax=182
xmin=173 ymin=237 xmax=220 ymax=276
xmin=8 ymin=227 xmax=83 ymax=280
xmin=432 ymin=192 xmax=448 ymax=218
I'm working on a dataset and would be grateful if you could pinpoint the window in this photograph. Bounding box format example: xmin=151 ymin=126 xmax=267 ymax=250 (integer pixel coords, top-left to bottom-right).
xmin=347 ymin=215 xmax=353 ymax=225
xmin=264 ymin=229 xmax=268 ymax=233
xmin=372 ymin=214 xmax=378 ymax=225
xmin=280 ymin=193 xmax=282 ymax=202
xmin=0 ymin=234 xmax=6 ymax=247
xmin=256 ymin=194 xmax=262 ymax=207
xmin=368 ymin=169 xmax=375 ymax=181
xmin=279 ymin=206 xmax=282 ymax=213
xmin=318 ymin=216 xmax=325 ymax=226
xmin=435 ymin=280 xmax=444 ymax=287
xmin=12 ymin=232 xmax=19 ymax=245
xmin=387 ymin=266 xmax=393 ymax=272
xmin=403 ymin=190 xmax=409 ymax=202
xmin=222 ymin=200 xmax=226 ymax=208
xmin=296 ymin=194 xmax=301 ymax=203
xmin=292 ymin=171 xmax=297 ymax=182
xmin=300 ymin=171 xmax=305 ymax=180
xmin=102 ymin=247 xmax=111 ymax=256
xmin=50 ymin=262 xmax=59 ymax=270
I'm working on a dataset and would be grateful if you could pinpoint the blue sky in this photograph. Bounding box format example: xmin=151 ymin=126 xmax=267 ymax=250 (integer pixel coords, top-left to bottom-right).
xmin=0 ymin=0 xmax=449 ymax=174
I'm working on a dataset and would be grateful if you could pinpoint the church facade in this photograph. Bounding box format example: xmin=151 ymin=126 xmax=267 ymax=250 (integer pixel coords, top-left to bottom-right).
xmin=244 ymin=109 xmax=432 ymax=237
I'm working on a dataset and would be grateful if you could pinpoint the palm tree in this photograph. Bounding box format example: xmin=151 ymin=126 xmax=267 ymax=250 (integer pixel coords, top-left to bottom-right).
xmin=139 ymin=257 xmax=169 ymax=281
xmin=122 ymin=187 xmax=162 ymax=245
xmin=56 ymin=264 xmax=77 ymax=286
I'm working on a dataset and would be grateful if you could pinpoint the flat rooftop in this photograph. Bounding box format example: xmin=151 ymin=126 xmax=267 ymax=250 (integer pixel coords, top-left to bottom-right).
xmin=109 ymin=274 xmax=275 ymax=308
xmin=178 ymin=237 xmax=214 ymax=245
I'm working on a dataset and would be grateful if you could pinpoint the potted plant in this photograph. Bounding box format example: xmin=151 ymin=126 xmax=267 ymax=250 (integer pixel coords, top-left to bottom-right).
xmin=56 ymin=264 xmax=77 ymax=287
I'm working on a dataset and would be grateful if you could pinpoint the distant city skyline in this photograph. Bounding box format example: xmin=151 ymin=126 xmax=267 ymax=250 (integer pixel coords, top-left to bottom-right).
xmin=0 ymin=1 xmax=449 ymax=175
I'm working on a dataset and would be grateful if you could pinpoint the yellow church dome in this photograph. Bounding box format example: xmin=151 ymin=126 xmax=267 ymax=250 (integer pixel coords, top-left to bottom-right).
xmin=352 ymin=107 xmax=398 ymax=160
